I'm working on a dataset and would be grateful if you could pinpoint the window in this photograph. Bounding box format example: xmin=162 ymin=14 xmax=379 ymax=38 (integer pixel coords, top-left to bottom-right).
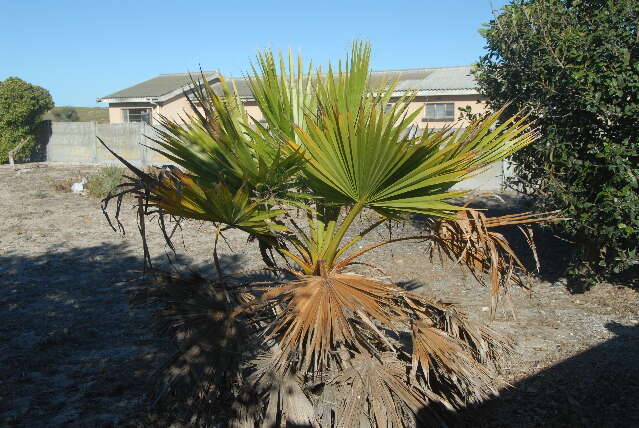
xmin=123 ymin=108 xmax=152 ymax=124
xmin=424 ymin=103 xmax=454 ymax=121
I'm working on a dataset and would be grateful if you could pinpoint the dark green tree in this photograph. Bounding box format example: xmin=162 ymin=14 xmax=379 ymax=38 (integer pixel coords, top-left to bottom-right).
xmin=0 ymin=77 xmax=54 ymax=163
xmin=51 ymin=106 xmax=80 ymax=122
xmin=474 ymin=0 xmax=639 ymax=287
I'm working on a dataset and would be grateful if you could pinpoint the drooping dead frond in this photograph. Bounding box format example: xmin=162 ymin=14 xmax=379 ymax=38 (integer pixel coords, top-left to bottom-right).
xmin=263 ymin=374 xmax=319 ymax=427
xmin=259 ymin=272 xmax=409 ymax=373
xmin=429 ymin=208 xmax=562 ymax=317
xmin=233 ymin=346 xmax=320 ymax=427
xmin=410 ymin=321 xmax=498 ymax=408
xmin=133 ymin=270 xmax=323 ymax=427
xmin=254 ymin=273 xmax=511 ymax=426
xmin=329 ymin=353 xmax=431 ymax=428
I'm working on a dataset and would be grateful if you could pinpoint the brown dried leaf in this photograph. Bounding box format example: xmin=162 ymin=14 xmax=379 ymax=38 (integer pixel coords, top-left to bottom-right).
xmin=429 ymin=208 xmax=563 ymax=316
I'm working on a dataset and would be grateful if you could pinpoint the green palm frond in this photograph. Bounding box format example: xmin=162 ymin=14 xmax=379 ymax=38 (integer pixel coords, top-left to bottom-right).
xmin=99 ymin=139 xmax=284 ymax=238
xmin=248 ymin=49 xmax=317 ymax=142
xmin=150 ymin=73 xmax=305 ymax=199
xmin=286 ymin=43 xmax=537 ymax=219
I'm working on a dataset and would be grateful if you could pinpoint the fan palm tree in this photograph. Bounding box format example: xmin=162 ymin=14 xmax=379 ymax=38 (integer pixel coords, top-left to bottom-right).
xmin=102 ymin=42 xmax=557 ymax=427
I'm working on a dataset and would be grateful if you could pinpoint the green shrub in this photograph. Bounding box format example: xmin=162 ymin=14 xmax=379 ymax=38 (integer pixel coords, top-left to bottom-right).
xmin=474 ymin=0 xmax=639 ymax=288
xmin=0 ymin=77 xmax=54 ymax=163
xmin=86 ymin=166 xmax=125 ymax=198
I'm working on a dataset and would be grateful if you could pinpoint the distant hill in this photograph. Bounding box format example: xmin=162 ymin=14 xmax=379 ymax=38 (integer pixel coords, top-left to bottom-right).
xmin=44 ymin=106 xmax=109 ymax=123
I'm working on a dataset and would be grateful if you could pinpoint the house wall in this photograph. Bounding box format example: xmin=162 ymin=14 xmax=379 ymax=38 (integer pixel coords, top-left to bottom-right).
xmin=155 ymin=94 xmax=193 ymax=122
xmin=151 ymin=97 xmax=265 ymax=123
xmin=400 ymin=95 xmax=487 ymax=129
xmin=244 ymin=101 xmax=264 ymax=122
xmin=108 ymin=107 xmax=122 ymax=124
xmin=108 ymin=102 xmax=157 ymax=124
xmin=107 ymin=94 xmax=486 ymax=129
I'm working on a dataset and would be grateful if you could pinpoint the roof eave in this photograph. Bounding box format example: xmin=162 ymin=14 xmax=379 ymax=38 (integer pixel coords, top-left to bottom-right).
xmin=391 ymin=88 xmax=479 ymax=97
xmin=97 ymin=72 xmax=221 ymax=105
xmin=156 ymin=72 xmax=221 ymax=103
xmin=97 ymin=96 xmax=160 ymax=104
xmin=97 ymin=85 xmax=479 ymax=104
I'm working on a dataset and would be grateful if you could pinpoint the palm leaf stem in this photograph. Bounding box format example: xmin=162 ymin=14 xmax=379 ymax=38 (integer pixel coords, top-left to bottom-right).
xmin=332 ymin=216 xmax=389 ymax=263
xmin=333 ymin=235 xmax=435 ymax=271
xmin=322 ymin=202 xmax=365 ymax=270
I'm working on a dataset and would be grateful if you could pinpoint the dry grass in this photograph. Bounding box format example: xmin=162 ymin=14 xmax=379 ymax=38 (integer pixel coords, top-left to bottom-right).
xmin=85 ymin=166 xmax=125 ymax=199
xmin=51 ymin=176 xmax=75 ymax=193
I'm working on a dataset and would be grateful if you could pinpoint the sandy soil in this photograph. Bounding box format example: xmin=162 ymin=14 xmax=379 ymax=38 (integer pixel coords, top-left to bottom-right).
xmin=1 ymin=164 xmax=638 ymax=427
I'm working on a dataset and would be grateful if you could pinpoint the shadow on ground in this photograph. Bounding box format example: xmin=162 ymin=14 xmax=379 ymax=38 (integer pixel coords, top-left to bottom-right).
xmin=4 ymin=241 xmax=636 ymax=427
xmin=0 ymin=243 xmax=245 ymax=427
xmin=251 ymin=321 xmax=639 ymax=427
xmin=422 ymin=322 xmax=639 ymax=427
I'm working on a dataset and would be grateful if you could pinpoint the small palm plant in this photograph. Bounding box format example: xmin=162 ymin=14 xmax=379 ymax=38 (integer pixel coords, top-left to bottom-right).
xmin=103 ymin=42 xmax=556 ymax=426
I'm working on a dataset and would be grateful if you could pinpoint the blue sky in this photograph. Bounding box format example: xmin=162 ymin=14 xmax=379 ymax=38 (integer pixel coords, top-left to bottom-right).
xmin=1 ymin=0 xmax=508 ymax=107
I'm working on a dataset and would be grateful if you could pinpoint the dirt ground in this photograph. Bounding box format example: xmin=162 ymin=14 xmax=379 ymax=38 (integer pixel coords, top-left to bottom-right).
xmin=1 ymin=164 xmax=638 ymax=427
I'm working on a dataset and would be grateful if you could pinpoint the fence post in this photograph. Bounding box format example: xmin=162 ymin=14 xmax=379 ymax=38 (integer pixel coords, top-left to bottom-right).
xmin=140 ymin=122 xmax=148 ymax=166
xmin=91 ymin=121 xmax=98 ymax=163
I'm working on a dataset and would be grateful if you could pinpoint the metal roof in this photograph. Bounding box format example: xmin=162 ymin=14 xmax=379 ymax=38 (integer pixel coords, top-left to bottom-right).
xmin=97 ymin=66 xmax=476 ymax=102
xmin=373 ymin=66 xmax=477 ymax=93
xmin=98 ymin=72 xmax=219 ymax=101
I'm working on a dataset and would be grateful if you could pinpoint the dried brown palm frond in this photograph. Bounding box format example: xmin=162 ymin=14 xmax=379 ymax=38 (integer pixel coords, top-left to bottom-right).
xmin=127 ymin=261 xmax=513 ymax=427
xmin=428 ymin=208 xmax=563 ymax=318
xmin=259 ymin=271 xmax=410 ymax=373
xmin=132 ymin=270 xmax=321 ymax=427
xmin=328 ymin=353 xmax=432 ymax=427
xmin=256 ymin=272 xmax=511 ymax=425
xmin=410 ymin=321 xmax=498 ymax=407
xmin=231 ymin=347 xmax=319 ymax=427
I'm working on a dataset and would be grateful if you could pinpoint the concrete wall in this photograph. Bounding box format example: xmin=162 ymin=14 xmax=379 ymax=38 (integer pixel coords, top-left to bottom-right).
xmin=43 ymin=121 xmax=508 ymax=190
xmin=46 ymin=121 xmax=173 ymax=166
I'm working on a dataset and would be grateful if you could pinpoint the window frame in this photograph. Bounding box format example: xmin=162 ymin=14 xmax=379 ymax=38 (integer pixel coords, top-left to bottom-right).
xmin=423 ymin=102 xmax=455 ymax=122
xmin=122 ymin=108 xmax=153 ymax=125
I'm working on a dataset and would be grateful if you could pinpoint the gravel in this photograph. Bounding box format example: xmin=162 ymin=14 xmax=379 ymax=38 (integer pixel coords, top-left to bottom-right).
xmin=1 ymin=164 xmax=637 ymax=427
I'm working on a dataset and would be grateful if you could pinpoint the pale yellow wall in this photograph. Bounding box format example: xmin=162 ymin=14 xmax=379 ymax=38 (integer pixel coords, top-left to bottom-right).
xmin=121 ymin=96 xmax=265 ymax=124
xmin=108 ymin=102 xmax=158 ymax=125
xmin=155 ymin=94 xmax=193 ymax=122
xmin=398 ymin=95 xmax=487 ymax=130
xmin=108 ymin=94 xmax=486 ymax=128
xmin=108 ymin=107 xmax=123 ymax=124
xmin=244 ymin=102 xmax=264 ymax=122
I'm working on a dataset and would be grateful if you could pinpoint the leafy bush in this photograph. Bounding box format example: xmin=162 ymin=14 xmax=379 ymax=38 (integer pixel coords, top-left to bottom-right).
xmin=86 ymin=166 xmax=124 ymax=198
xmin=0 ymin=77 xmax=54 ymax=163
xmin=474 ymin=0 xmax=639 ymax=287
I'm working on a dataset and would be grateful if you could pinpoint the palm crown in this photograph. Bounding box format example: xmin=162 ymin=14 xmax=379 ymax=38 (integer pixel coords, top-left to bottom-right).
xmin=102 ymin=42 xmax=554 ymax=427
